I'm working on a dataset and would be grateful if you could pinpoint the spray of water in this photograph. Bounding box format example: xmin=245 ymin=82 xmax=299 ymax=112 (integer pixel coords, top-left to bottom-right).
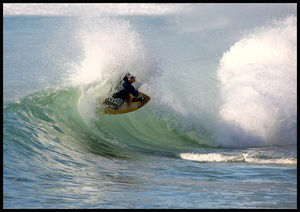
xmin=67 ymin=18 xmax=158 ymax=124
xmin=216 ymin=16 xmax=296 ymax=147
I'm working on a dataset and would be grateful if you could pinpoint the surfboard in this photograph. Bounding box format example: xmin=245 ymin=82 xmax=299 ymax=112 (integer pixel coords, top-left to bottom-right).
xmin=102 ymin=92 xmax=150 ymax=114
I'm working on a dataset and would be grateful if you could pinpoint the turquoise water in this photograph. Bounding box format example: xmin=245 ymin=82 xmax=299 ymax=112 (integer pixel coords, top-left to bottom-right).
xmin=3 ymin=7 xmax=297 ymax=209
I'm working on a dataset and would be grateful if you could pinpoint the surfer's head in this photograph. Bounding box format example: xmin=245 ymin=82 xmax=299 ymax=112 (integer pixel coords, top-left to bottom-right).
xmin=124 ymin=72 xmax=136 ymax=83
xmin=128 ymin=75 xmax=136 ymax=83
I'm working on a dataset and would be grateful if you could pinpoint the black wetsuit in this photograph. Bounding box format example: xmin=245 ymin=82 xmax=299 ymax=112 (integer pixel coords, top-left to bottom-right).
xmin=113 ymin=78 xmax=139 ymax=100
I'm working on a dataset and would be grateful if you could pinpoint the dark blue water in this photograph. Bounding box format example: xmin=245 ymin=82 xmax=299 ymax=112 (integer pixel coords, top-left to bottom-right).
xmin=3 ymin=10 xmax=297 ymax=209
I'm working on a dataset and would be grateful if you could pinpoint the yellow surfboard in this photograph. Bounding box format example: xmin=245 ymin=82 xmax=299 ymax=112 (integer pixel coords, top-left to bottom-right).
xmin=102 ymin=92 xmax=150 ymax=114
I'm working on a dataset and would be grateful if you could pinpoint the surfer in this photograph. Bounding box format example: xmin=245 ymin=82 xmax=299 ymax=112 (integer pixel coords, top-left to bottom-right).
xmin=104 ymin=73 xmax=144 ymax=110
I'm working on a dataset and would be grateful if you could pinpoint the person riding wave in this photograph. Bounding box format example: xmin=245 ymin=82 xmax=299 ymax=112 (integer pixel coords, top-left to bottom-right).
xmin=104 ymin=73 xmax=145 ymax=110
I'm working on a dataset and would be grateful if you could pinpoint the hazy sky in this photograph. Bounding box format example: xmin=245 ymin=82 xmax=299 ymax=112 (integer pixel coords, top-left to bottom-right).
xmin=3 ymin=3 xmax=296 ymax=17
xmin=3 ymin=3 xmax=185 ymax=16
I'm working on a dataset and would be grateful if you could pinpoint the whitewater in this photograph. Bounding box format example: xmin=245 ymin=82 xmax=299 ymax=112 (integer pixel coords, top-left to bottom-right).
xmin=3 ymin=4 xmax=297 ymax=209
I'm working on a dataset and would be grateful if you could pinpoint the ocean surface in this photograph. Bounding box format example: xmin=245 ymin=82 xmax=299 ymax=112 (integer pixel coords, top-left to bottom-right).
xmin=3 ymin=6 xmax=297 ymax=209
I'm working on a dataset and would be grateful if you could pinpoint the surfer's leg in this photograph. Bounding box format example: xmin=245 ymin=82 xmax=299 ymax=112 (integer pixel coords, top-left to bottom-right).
xmin=115 ymin=98 xmax=125 ymax=109
xmin=126 ymin=94 xmax=134 ymax=106
xmin=104 ymin=97 xmax=124 ymax=110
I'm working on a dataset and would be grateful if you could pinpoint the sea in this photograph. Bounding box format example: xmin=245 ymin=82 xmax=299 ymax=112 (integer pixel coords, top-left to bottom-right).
xmin=3 ymin=4 xmax=297 ymax=209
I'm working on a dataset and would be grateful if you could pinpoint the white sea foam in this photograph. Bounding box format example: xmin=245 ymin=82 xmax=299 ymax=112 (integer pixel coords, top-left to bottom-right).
xmin=69 ymin=18 xmax=151 ymax=87
xmin=216 ymin=16 xmax=297 ymax=147
xmin=179 ymin=152 xmax=297 ymax=165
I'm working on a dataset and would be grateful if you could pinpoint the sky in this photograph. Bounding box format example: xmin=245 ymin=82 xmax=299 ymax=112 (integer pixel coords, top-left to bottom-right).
xmin=3 ymin=3 xmax=296 ymax=34
xmin=3 ymin=3 xmax=186 ymax=16
xmin=3 ymin=3 xmax=296 ymax=17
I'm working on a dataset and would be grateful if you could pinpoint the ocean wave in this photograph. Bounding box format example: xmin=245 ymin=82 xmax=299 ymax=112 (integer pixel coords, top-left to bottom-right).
xmin=3 ymin=87 xmax=212 ymax=160
xmin=4 ymin=16 xmax=296 ymax=163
